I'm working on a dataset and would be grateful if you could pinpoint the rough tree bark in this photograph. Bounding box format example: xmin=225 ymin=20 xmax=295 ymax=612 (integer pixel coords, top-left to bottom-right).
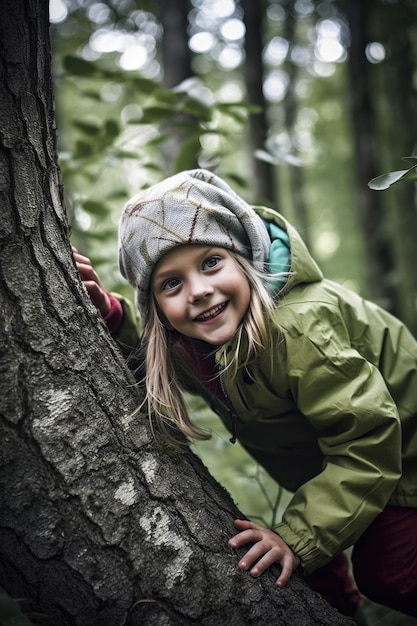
xmin=0 ymin=1 xmax=354 ymax=624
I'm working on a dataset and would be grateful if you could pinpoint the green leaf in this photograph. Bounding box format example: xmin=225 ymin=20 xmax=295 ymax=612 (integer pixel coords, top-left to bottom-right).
xmin=218 ymin=101 xmax=261 ymax=115
xmin=88 ymin=226 xmax=118 ymax=239
xmin=112 ymin=149 xmax=141 ymax=159
xmin=63 ymin=55 xmax=98 ymax=77
xmin=141 ymin=105 xmax=173 ymax=122
xmin=255 ymin=149 xmax=276 ymax=165
xmin=107 ymin=189 xmax=129 ymax=199
xmin=223 ymin=173 xmax=248 ymax=189
xmin=368 ymin=164 xmax=417 ymax=190
xmin=125 ymin=117 xmax=144 ymax=125
xmin=104 ymin=119 xmax=119 ymax=140
xmin=402 ymin=156 xmax=417 ymax=165
xmin=174 ymin=135 xmax=201 ymax=171
xmin=255 ymin=148 xmax=302 ymax=167
xmin=81 ymin=90 xmax=103 ymax=101
xmin=73 ymin=121 xmax=100 ymax=135
xmin=216 ymin=104 xmax=248 ymax=123
xmin=73 ymin=140 xmax=94 ymax=158
xmin=82 ymin=200 xmax=111 ymax=216
xmin=131 ymin=76 xmax=163 ymax=94
xmin=153 ymin=87 xmax=179 ymax=104
xmin=181 ymin=96 xmax=212 ymax=121
xmin=143 ymin=162 xmax=163 ymax=172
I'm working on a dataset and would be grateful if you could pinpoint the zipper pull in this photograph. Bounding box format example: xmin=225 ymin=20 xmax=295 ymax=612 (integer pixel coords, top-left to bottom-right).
xmin=229 ymin=412 xmax=238 ymax=444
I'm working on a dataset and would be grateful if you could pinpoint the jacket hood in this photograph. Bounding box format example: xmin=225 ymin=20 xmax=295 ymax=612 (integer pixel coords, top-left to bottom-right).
xmin=255 ymin=205 xmax=323 ymax=296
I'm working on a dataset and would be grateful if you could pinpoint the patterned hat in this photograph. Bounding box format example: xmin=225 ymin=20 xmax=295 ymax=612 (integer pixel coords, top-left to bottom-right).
xmin=119 ymin=169 xmax=271 ymax=315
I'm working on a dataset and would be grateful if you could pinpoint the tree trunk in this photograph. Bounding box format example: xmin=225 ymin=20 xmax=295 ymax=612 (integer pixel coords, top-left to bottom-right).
xmin=0 ymin=1 xmax=354 ymax=624
xmin=282 ymin=5 xmax=311 ymax=249
xmin=345 ymin=0 xmax=395 ymax=308
xmin=241 ymin=0 xmax=276 ymax=206
xmin=158 ymin=0 xmax=192 ymax=89
xmin=371 ymin=0 xmax=417 ymax=333
xmin=156 ymin=0 xmax=198 ymax=173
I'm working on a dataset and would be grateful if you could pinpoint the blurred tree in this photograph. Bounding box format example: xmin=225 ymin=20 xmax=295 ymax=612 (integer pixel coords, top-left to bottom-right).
xmin=371 ymin=0 xmax=417 ymax=333
xmin=157 ymin=0 xmax=200 ymax=171
xmin=158 ymin=0 xmax=192 ymax=87
xmin=344 ymin=0 xmax=417 ymax=333
xmin=281 ymin=1 xmax=310 ymax=247
xmin=0 ymin=0 xmax=354 ymax=624
xmin=241 ymin=0 xmax=276 ymax=205
xmin=345 ymin=0 xmax=395 ymax=309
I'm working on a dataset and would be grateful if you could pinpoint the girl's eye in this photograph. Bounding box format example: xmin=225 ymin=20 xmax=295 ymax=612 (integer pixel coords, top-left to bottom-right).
xmin=203 ymin=256 xmax=220 ymax=270
xmin=162 ymin=277 xmax=181 ymax=291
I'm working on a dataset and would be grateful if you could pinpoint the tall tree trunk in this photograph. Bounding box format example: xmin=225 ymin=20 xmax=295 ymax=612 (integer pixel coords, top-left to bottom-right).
xmin=282 ymin=3 xmax=311 ymax=248
xmin=345 ymin=0 xmax=396 ymax=309
xmin=156 ymin=0 xmax=198 ymax=172
xmin=372 ymin=0 xmax=417 ymax=333
xmin=241 ymin=0 xmax=276 ymax=205
xmin=158 ymin=0 xmax=192 ymax=88
xmin=0 ymin=1 xmax=354 ymax=624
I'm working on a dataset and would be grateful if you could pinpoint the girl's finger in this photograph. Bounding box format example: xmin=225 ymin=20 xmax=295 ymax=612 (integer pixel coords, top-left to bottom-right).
xmin=249 ymin=549 xmax=282 ymax=577
xmin=276 ymin=554 xmax=298 ymax=587
xmin=228 ymin=528 xmax=261 ymax=548
xmin=237 ymin=542 xmax=272 ymax=571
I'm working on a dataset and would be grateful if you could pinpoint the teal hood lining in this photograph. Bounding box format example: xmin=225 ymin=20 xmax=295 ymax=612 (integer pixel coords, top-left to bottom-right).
xmin=262 ymin=219 xmax=291 ymax=294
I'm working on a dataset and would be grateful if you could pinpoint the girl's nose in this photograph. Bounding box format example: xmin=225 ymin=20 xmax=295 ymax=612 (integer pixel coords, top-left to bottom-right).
xmin=188 ymin=277 xmax=213 ymax=302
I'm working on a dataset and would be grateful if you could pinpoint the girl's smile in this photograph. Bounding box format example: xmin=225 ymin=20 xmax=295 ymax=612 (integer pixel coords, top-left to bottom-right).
xmin=151 ymin=245 xmax=251 ymax=346
xmin=194 ymin=301 xmax=227 ymax=322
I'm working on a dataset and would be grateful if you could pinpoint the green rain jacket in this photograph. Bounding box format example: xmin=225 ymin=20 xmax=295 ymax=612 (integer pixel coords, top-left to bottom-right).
xmin=114 ymin=206 xmax=417 ymax=575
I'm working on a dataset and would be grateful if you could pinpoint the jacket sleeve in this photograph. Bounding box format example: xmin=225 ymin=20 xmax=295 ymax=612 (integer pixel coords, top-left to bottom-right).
xmin=109 ymin=293 xmax=143 ymax=359
xmin=273 ymin=297 xmax=402 ymax=575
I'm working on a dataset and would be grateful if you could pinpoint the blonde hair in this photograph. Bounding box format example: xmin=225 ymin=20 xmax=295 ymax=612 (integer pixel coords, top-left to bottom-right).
xmin=141 ymin=251 xmax=279 ymax=442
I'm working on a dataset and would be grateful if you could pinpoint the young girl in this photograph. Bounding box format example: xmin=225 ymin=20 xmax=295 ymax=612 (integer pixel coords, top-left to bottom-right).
xmin=74 ymin=168 xmax=417 ymax=620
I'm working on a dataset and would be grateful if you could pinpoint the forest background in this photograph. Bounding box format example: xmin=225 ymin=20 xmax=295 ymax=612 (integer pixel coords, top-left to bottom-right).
xmin=50 ymin=0 xmax=417 ymax=536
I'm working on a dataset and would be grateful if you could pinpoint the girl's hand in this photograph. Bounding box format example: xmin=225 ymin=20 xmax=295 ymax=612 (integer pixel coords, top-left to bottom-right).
xmin=228 ymin=519 xmax=300 ymax=587
xmin=72 ymin=246 xmax=111 ymax=317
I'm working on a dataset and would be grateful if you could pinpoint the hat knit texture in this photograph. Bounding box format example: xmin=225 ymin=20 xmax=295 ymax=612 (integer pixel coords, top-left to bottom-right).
xmin=119 ymin=169 xmax=271 ymax=315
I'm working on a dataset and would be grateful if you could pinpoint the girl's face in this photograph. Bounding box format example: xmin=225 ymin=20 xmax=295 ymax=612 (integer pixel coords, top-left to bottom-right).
xmin=151 ymin=245 xmax=251 ymax=346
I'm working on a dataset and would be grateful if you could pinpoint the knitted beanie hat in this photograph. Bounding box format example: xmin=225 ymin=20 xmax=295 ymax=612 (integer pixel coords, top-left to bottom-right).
xmin=119 ymin=169 xmax=271 ymax=315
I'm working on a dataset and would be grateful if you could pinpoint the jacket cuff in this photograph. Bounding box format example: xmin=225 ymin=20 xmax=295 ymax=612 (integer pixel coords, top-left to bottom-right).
xmin=103 ymin=293 xmax=124 ymax=334
xmin=273 ymin=522 xmax=324 ymax=575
